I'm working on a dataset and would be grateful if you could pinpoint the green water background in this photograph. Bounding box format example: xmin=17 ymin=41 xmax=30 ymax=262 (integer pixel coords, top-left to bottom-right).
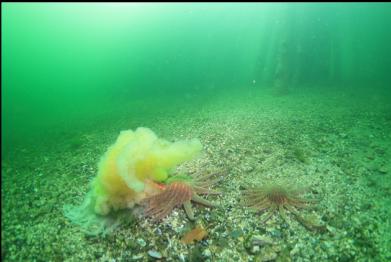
xmin=2 ymin=3 xmax=391 ymax=154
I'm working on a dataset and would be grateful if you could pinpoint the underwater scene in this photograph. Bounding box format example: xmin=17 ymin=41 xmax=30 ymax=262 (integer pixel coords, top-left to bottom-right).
xmin=2 ymin=3 xmax=391 ymax=261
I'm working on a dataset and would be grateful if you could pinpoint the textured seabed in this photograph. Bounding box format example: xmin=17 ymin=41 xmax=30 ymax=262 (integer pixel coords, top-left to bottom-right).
xmin=2 ymin=87 xmax=391 ymax=261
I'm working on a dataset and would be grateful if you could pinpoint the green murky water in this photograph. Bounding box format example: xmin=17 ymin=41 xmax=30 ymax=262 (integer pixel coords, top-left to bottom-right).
xmin=2 ymin=3 xmax=391 ymax=261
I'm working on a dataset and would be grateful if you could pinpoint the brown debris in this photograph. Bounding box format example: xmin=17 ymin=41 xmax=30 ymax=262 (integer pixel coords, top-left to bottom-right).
xmin=180 ymin=225 xmax=208 ymax=244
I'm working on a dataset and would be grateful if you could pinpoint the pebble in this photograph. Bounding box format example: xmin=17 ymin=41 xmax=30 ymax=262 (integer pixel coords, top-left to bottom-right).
xmin=320 ymin=241 xmax=333 ymax=251
xmin=378 ymin=166 xmax=388 ymax=174
xmin=203 ymin=249 xmax=212 ymax=257
xmin=148 ymin=250 xmax=162 ymax=259
xmin=136 ymin=238 xmax=146 ymax=247
xmin=251 ymin=245 xmax=260 ymax=254
xmin=132 ymin=254 xmax=143 ymax=260
xmin=178 ymin=253 xmax=186 ymax=262
xmin=260 ymin=246 xmax=278 ymax=261
xmin=251 ymin=235 xmax=274 ymax=246
xmin=270 ymin=229 xmax=282 ymax=238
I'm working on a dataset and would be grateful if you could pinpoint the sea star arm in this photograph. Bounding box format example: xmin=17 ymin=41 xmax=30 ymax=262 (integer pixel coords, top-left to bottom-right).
xmin=183 ymin=200 xmax=195 ymax=220
xmin=191 ymin=193 xmax=217 ymax=207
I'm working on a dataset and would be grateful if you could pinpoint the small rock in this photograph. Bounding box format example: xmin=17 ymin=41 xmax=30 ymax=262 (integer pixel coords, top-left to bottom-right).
xmin=270 ymin=229 xmax=282 ymax=238
xmin=230 ymin=229 xmax=243 ymax=238
xmin=203 ymin=249 xmax=212 ymax=257
xmin=245 ymin=166 xmax=254 ymax=172
xmin=131 ymin=254 xmax=143 ymax=260
xmin=339 ymin=133 xmax=347 ymax=138
xmin=260 ymin=245 xmax=277 ymax=261
xmin=251 ymin=245 xmax=261 ymax=254
xmin=148 ymin=250 xmax=162 ymax=259
xmin=378 ymin=166 xmax=388 ymax=174
xmin=375 ymin=148 xmax=385 ymax=155
xmin=251 ymin=235 xmax=273 ymax=246
xmin=326 ymin=225 xmax=337 ymax=235
xmin=320 ymin=241 xmax=333 ymax=251
xmin=178 ymin=253 xmax=186 ymax=262
xmin=136 ymin=238 xmax=146 ymax=247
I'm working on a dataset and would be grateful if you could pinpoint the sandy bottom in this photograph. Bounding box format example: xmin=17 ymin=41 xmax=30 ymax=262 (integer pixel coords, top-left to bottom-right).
xmin=2 ymin=87 xmax=391 ymax=261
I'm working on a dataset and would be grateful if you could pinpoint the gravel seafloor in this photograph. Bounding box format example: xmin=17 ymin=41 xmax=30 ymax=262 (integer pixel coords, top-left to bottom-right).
xmin=2 ymin=87 xmax=391 ymax=261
